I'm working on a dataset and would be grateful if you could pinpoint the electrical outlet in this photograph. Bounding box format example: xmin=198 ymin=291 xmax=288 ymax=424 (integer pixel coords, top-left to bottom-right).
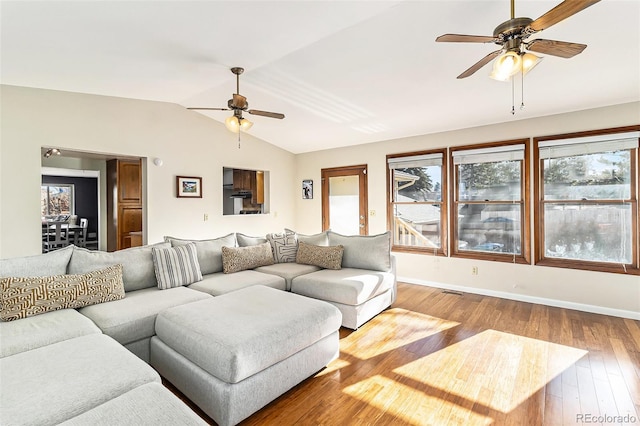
xmin=369 ymin=210 xmax=376 ymax=216
xmin=204 ymin=213 xmax=209 ymax=221
xmin=471 ymin=266 xmax=478 ymax=275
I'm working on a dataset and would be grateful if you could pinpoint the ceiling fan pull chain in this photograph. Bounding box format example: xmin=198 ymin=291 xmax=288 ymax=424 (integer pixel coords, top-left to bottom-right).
xmin=520 ymin=58 xmax=525 ymax=110
xmin=511 ymin=78 xmax=515 ymax=115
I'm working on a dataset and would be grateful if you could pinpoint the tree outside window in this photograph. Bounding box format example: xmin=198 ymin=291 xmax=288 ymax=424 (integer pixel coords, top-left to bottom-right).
xmin=535 ymin=127 xmax=639 ymax=274
xmin=451 ymin=140 xmax=529 ymax=263
xmin=41 ymin=184 xmax=74 ymax=217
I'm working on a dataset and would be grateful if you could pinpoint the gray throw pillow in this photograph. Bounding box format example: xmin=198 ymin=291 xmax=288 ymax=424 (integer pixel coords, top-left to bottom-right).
xmin=327 ymin=231 xmax=391 ymax=272
xmin=164 ymin=233 xmax=236 ymax=275
xmin=266 ymin=231 xmax=298 ymax=263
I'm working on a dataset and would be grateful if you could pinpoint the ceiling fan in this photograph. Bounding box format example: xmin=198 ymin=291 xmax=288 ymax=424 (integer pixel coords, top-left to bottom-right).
xmin=187 ymin=67 xmax=285 ymax=142
xmin=436 ymin=0 xmax=601 ymax=80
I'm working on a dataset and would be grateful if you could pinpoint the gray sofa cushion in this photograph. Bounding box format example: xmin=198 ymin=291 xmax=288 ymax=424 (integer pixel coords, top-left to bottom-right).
xmin=291 ymin=268 xmax=395 ymax=306
xmin=236 ymin=233 xmax=267 ymax=247
xmin=69 ymin=243 xmax=170 ymax=292
xmin=0 ymin=245 xmax=73 ymax=278
xmin=78 ymin=286 xmax=211 ymax=345
xmin=0 ymin=334 xmax=160 ymax=426
xmin=327 ymin=231 xmax=391 ymax=272
xmin=154 ymin=285 xmax=342 ymax=384
xmin=188 ymin=270 xmax=286 ymax=296
xmin=164 ymin=233 xmax=236 ymax=275
xmin=0 ymin=309 xmax=101 ymax=358
xmin=286 ymin=228 xmax=329 ymax=246
xmin=59 ymin=383 xmax=208 ymax=426
xmin=254 ymin=263 xmax=320 ymax=291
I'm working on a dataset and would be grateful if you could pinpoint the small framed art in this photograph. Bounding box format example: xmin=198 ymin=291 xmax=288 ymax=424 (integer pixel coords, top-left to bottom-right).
xmin=302 ymin=179 xmax=313 ymax=199
xmin=176 ymin=176 xmax=202 ymax=198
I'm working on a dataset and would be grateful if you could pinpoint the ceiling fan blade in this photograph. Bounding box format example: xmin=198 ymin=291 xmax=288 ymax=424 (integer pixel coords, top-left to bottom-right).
xmin=247 ymin=109 xmax=285 ymax=119
xmin=527 ymin=39 xmax=587 ymax=58
xmin=528 ymin=0 xmax=601 ymax=32
xmin=457 ymin=49 xmax=502 ymax=79
xmin=436 ymin=34 xmax=497 ymax=43
xmin=231 ymin=94 xmax=247 ymax=109
xmin=187 ymin=107 xmax=229 ymax=111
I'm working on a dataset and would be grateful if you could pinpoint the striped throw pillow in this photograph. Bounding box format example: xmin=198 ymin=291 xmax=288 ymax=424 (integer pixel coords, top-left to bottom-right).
xmin=152 ymin=243 xmax=203 ymax=289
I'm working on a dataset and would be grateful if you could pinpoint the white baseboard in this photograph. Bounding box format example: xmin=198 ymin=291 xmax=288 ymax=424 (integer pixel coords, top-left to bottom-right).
xmin=398 ymin=276 xmax=640 ymax=321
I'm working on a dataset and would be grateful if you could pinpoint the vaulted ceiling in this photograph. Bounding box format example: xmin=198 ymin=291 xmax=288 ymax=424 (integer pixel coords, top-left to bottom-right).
xmin=2 ymin=1 xmax=638 ymax=154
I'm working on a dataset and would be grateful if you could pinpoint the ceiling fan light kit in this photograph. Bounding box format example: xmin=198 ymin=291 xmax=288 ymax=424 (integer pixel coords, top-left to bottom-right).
xmin=225 ymin=115 xmax=253 ymax=133
xmin=436 ymin=0 xmax=600 ymax=113
xmin=187 ymin=67 xmax=284 ymax=147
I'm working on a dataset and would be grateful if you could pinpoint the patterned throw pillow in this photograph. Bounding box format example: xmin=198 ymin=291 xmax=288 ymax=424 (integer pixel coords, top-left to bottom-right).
xmin=266 ymin=231 xmax=298 ymax=263
xmin=221 ymin=243 xmax=275 ymax=274
xmin=295 ymin=242 xmax=344 ymax=270
xmin=152 ymin=243 xmax=203 ymax=290
xmin=0 ymin=264 xmax=125 ymax=321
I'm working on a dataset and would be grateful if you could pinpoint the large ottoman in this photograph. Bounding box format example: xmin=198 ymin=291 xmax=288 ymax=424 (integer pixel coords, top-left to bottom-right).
xmin=150 ymin=285 xmax=342 ymax=426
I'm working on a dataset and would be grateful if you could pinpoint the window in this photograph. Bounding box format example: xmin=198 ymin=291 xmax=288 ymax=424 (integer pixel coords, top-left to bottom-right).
xmin=451 ymin=140 xmax=529 ymax=263
xmin=387 ymin=150 xmax=447 ymax=255
xmin=41 ymin=184 xmax=74 ymax=217
xmin=534 ymin=127 xmax=639 ymax=274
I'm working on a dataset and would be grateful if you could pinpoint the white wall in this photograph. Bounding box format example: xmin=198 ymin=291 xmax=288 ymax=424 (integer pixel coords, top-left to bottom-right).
xmin=294 ymin=102 xmax=640 ymax=318
xmin=0 ymin=85 xmax=297 ymax=257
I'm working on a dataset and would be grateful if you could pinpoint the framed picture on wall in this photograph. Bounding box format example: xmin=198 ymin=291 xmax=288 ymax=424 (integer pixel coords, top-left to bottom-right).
xmin=176 ymin=176 xmax=202 ymax=198
xmin=302 ymin=179 xmax=313 ymax=199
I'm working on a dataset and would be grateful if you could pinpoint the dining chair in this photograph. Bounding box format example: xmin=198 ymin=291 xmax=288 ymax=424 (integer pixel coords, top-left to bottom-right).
xmin=77 ymin=218 xmax=89 ymax=247
xmin=42 ymin=222 xmax=69 ymax=252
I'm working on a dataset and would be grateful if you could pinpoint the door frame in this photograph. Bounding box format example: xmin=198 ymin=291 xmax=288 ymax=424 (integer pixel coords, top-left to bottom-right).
xmin=321 ymin=164 xmax=369 ymax=235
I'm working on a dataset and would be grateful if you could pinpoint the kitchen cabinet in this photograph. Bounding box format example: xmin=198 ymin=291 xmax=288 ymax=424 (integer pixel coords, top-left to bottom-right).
xmin=107 ymin=159 xmax=143 ymax=251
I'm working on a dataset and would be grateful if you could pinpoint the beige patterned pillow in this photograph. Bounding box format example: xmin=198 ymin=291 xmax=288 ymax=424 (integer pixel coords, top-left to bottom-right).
xmin=221 ymin=243 xmax=275 ymax=274
xmin=0 ymin=264 xmax=125 ymax=321
xmin=296 ymin=242 xmax=343 ymax=270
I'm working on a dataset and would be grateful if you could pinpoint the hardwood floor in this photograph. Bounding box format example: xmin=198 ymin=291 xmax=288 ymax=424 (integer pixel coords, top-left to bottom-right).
xmin=165 ymin=282 xmax=640 ymax=425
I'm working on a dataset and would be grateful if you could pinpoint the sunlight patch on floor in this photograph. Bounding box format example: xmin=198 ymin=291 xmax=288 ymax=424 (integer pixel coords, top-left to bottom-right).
xmin=393 ymin=329 xmax=588 ymax=414
xmin=343 ymin=374 xmax=494 ymax=425
xmin=341 ymin=308 xmax=460 ymax=360
xmin=315 ymin=358 xmax=351 ymax=377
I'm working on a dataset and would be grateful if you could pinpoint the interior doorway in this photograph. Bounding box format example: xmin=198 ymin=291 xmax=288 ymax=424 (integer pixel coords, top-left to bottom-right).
xmin=321 ymin=165 xmax=368 ymax=235
xmin=41 ymin=148 xmax=145 ymax=252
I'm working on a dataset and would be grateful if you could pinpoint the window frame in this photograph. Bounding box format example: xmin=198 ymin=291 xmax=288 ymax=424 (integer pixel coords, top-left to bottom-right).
xmin=533 ymin=126 xmax=639 ymax=275
xmin=41 ymin=183 xmax=75 ymax=217
xmin=386 ymin=148 xmax=448 ymax=256
xmin=449 ymin=139 xmax=531 ymax=264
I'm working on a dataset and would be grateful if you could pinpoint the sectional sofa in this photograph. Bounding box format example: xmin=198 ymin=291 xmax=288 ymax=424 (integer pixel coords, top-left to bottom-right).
xmin=0 ymin=229 xmax=396 ymax=425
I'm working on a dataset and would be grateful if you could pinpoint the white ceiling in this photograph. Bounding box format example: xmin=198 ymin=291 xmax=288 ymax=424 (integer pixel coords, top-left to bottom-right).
xmin=2 ymin=1 xmax=639 ymax=154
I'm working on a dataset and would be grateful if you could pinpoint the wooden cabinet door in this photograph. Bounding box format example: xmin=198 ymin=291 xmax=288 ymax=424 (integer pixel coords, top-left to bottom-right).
xmin=118 ymin=206 xmax=142 ymax=249
xmin=118 ymin=160 xmax=141 ymax=204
